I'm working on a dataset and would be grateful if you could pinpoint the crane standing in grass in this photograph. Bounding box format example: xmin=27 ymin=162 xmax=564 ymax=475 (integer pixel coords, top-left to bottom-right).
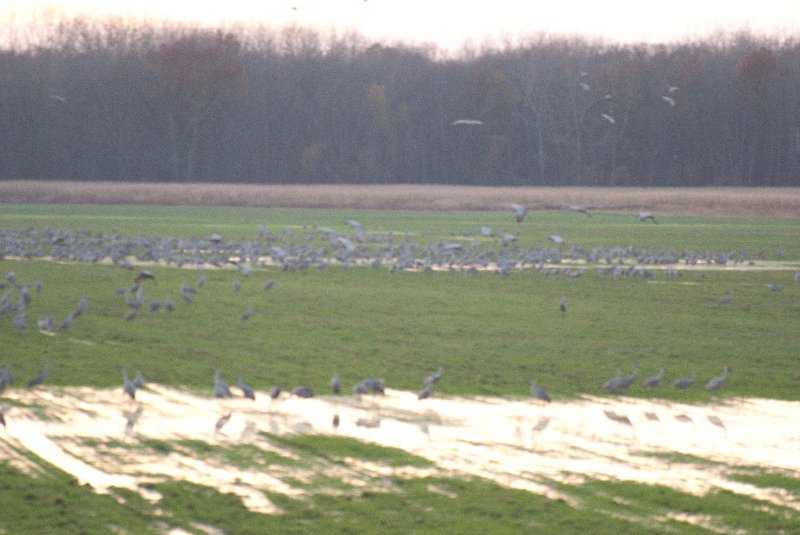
xmin=705 ymin=366 xmax=729 ymax=391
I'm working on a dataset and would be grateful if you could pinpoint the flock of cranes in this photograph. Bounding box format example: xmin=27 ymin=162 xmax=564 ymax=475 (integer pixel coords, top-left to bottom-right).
xmin=0 ymin=204 xmax=787 ymax=285
xmin=0 ymin=203 xmax=786 ymax=431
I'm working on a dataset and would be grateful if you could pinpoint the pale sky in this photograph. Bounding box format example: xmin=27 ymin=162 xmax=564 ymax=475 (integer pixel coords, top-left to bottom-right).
xmin=3 ymin=0 xmax=800 ymax=51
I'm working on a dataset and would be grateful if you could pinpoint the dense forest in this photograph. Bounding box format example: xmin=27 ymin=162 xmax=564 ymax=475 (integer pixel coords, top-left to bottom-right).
xmin=1 ymin=18 xmax=799 ymax=186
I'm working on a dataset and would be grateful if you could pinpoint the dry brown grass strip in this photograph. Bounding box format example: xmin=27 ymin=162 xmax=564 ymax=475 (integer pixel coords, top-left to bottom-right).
xmin=1 ymin=180 xmax=799 ymax=217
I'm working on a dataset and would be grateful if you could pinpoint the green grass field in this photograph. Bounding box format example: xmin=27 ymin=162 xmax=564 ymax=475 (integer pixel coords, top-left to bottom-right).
xmin=1 ymin=203 xmax=799 ymax=534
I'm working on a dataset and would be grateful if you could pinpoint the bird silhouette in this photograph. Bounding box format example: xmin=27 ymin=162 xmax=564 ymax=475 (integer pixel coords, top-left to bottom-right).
xmin=673 ymin=372 xmax=697 ymax=389
xmin=417 ymin=383 xmax=433 ymax=400
xmin=27 ymin=364 xmax=49 ymax=388
xmin=643 ymin=368 xmax=664 ymax=388
xmin=451 ymin=119 xmax=483 ymax=126
xmin=705 ymin=366 xmax=728 ymax=391
xmin=530 ymin=379 xmax=551 ymax=403
xmin=238 ymin=376 xmax=255 ymax=400
xmin=511 ymin=204 xmax=528 ymax=223
xmin=214 ymin=369 xmax=232 ymax=398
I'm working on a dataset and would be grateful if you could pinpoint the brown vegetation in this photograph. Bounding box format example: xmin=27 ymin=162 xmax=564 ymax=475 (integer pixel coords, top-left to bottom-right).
xmin=1 ymin=180 xmax=799 ymax=217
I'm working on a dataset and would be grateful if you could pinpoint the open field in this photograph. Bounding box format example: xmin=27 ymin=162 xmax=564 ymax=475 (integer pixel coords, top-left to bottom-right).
xmin=2 ymin=180 xmax=800 ymax=217
xmin=0 ymin=202 xmax=799 ymax=533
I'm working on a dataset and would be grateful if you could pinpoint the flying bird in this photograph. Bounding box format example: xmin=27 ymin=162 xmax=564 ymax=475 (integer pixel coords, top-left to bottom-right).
xmin=601 ymin=114 xmax=615 ymax=124
xmin=661 ymin=95 xmax=676 ymax=106
xmin=451 ymin=119 xmax=483 ymax=126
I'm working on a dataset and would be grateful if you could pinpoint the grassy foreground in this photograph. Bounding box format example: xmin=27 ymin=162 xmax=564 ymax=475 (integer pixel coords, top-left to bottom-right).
xmin=0 ymin=203 xmax=799 ymax=534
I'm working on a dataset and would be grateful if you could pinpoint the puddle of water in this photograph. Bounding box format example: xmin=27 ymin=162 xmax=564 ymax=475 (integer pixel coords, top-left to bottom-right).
xmin=1 ymin=386 xmax=798 ymax=516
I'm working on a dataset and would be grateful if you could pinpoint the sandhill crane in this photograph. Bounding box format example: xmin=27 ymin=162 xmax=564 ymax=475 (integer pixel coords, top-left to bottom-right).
xmin=331 ymin=373 xmax=341 ymax=394
xmin=501 ymin=233 xmax=516 ymax=246
xmin=768 ymin=283 xmax=781 ymax=292
xmin=268 ymin=385 xmax=281 ymax=399
xmin=548 ymin=235 xmax=566 ymax=244
xmin=717 ymin=293 xmax=733 ymax=305
xmin=418 ymin=383 xmax=433 ymax=400
xmin=0 ymin=367 xmax=12 ymax=393
xmin=643 ymin=368 xmax=664 ymax=388
xmin=604 ymin=365 xmax=636 ymax=392
xmin=214 ymin=369 xmax=232 ymax=398
xmin=264 ymin=280 xmax=275 ymax=291
xmin=135 ymin=270 xmax=155 ymax=285
xmin=333 ymin=414 xmax=340 ymax=430
xmin=705 ymin=366 xmax=728 ymax=391
xmin=603 ymin=369 xmax=623 ymax=392
xmin=27 ymin=364 xmax=49 ymax=388
xmin=530 ymin=379 xmax=551 ymax=403
xmin=238 ymin=376 xmax=255 ymax=400
xmin=559 ymin=296 xmax=566 ymax=317
xmin=355 ymin=378 xmax=385 ymax=394
xmin=511 ymin=204 xmax=528 ymax=223
xmin=122 ymin=369 xmax=137 ymax=400
xmin=618 ymin=364 xmax=637 ymax=389
xmin=240 ymin=304 xmax=253 ymax=322
xmin=0 ymin=404 xmax=9 ymax=427
xmin=292 ymin=386 xmax=315 ymax=398
xmin=638 ymin=212 xmax=656 ymax=223
xmin=75 ymin=296 xmax=88 ymax=317
xmin=348 ymin=220 xmax=366 ymax=242
xmin=673 ymin=372 xmax=696 ymax=389
xmin=133 ymin=371 xmax=145 ymax=389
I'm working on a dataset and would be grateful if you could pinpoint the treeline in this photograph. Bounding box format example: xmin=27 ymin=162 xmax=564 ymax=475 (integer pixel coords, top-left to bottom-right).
xmin=1 ymin=18 xmax=799 ymax=186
